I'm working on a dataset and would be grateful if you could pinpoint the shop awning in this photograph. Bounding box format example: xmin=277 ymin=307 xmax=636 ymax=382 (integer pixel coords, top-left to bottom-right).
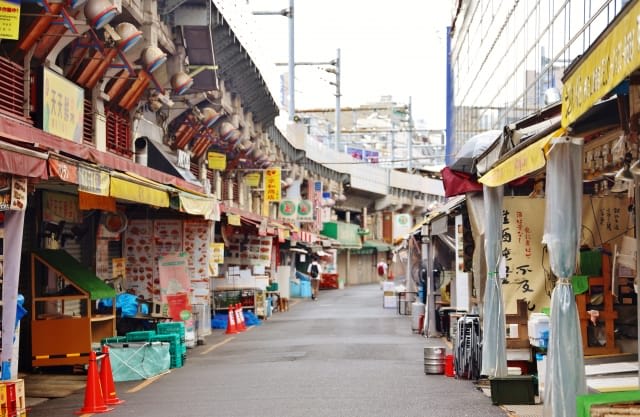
xmin=174 ymin=191 xmax=220 ymax=220
xmin=145 ymin=138 xmax=201 ymax=187
xmin=32 ymin=249 xmax=116 ymax=300
xmin=0 ymin=141 xmax=48 ymax=178
xmin=110 ymin=172 xmax=170 ymax=207
xmin=362 ymin=240 xmax=392 ymax=252
xmin=561 ymin=0 xmax=640 ymax=127
xmin=478 ymin=128 xmax=565 ymax=187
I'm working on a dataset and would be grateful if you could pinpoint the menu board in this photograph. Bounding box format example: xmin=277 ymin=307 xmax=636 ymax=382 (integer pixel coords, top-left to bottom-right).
xmin=124 ymin=219 xmax=156 ymax=300
xmin=225 ymin=234 xmax=272 ymax=266
xmin=154 ymin=220 xmax=183 ymax=256
xmin=184 ymin=220 xmax=211 ymax=304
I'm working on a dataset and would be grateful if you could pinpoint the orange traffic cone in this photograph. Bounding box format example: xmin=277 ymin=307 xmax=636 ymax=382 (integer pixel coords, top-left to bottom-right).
xmin=225 ymin=305 xmax=238 ymax=334
xmin=75 ymin=351 xmax=113 ymax=414
xmin=100 ymin=345 xmax=124 ymax=405
xmin=235 ymin=303 xmax=247 ymax=331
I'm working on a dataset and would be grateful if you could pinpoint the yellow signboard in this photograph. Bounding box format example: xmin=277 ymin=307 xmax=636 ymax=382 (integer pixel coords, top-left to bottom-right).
xmin=478 ymin=129 xmax=563 ymax=187
xmin=43 ymin=67 xmax=84 ymax=142
xmin=562 ymin=1 xmax=640 ymax=127
xmin=207 ymin=152 xmax=226 ymax=170
xmin=227 ymin=213 xmax=241 ymax=226
xmin=245 ymin=172 xmax=261 ymax=187
xmin=264 ymin=168 xmax=281 ymax=202
xmin=0 ymin=0 xmax=20 ymax=40
xmin=110 ymin=176 xmax=169 ymax=207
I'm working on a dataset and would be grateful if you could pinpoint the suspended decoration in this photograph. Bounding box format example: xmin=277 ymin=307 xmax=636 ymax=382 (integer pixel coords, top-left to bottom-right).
xmin=84 ymin=0 xmax=119 ymax=29
xmin=116 ymin=22 xmax=143 ymax=52
xmin=141 ymin=46 xmax=167 ymax=73
xmin=200 ymin=107 xmax=222 ymax=128
xmin=170 ymin=71 xmax=194 ymax=95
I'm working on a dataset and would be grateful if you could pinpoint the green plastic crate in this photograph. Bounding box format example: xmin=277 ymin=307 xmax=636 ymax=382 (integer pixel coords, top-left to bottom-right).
xmin=126 ymin=330 xmax=156 ymax=342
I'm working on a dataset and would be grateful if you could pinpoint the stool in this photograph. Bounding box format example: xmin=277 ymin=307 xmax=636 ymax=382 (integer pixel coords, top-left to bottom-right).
xmin=279 ymin=297 xmax=289 ymax=312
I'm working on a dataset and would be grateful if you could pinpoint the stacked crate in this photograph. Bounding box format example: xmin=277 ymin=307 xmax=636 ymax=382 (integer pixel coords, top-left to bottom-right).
xmin=156 ymin=322 xmax=186 ymax=368
xmin=125 ymin=330 xmax=156 ymax=343
xmin=0 ymin=379 xmax=26 ymax=417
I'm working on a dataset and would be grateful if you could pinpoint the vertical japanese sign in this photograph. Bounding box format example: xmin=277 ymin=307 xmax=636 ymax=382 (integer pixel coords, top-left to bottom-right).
xmin=42 ymin=67 xmax=84 ymax=143
xmin=264 ymin=168 xmax=281 ymax=202
xmin=0 ymin=0 xmax=20 ymax=40
xmin=501 ymin=197 xmax=547 ymax=314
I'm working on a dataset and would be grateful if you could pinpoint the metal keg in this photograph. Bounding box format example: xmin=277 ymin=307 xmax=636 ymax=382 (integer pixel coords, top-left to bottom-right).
xmin=424 ymin=346 xmax=445 ymax=374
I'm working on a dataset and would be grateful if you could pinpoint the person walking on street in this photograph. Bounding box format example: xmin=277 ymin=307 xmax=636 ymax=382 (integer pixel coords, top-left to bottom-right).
xmin=307 ymin=258 xmax=322 ymax=300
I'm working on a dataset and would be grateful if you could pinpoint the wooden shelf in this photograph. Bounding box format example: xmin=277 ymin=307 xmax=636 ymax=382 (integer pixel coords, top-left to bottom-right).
xmin=576 ymin=249 xmax=620 ymax=356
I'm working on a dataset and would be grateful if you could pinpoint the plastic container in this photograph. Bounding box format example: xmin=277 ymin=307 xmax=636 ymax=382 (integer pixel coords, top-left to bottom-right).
xmin=536 ymin=353 xmax=546 ymax=400
xmin=528 ymin=312 xmax=550 ymax=347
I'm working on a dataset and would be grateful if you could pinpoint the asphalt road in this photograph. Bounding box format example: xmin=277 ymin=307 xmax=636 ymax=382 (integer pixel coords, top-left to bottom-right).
xmin=28 ymin=284 xmax=509 ymax=417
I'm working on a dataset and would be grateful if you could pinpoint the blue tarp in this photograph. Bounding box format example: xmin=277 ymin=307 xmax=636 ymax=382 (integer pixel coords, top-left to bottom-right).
xmin=211 ymin=311 xmax=262 ymax=329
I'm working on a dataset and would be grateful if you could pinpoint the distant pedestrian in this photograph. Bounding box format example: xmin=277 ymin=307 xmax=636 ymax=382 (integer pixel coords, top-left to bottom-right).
xmin=307 ymin=258 xmax=322 ymax=300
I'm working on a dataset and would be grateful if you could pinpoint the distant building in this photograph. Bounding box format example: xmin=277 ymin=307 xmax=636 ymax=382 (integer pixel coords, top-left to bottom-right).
xmin=297 ymin=96 xmax=446 ymax=170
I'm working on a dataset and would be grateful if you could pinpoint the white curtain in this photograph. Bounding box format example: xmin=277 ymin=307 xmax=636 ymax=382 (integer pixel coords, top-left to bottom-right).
xmin=480 ymin=185 xmax=507 ymax=377
xmin=542 ymin=137 xmax=586 ymax=417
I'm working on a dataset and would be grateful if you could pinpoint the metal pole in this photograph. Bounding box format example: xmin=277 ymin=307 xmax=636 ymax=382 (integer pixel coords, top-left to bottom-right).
xmin=252 ymin=3 xmax=294 ymax=120
xmin=334 ymin=48 xmax=341 ymax=151
xmin=635 ymin=180 xmax=640 ymax=386
xmin=287 ymin=0 xmax=295 ymax=121
xmin=408 ymin=96 xmax=413 ymax=172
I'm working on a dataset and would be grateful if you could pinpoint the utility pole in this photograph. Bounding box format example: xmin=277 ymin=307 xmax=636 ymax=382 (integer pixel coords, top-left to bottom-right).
xmin=408 ymin=96 xmax=413 ymax=172
xmin=276 ymin=48 xmax=341 ymax=147
xmin=253 ymin=0 xmax=295 ymax=121
xmin=328 ymin=48 xmax=341 ymax=151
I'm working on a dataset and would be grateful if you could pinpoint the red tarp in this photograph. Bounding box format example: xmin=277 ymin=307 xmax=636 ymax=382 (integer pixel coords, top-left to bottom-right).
xmin=441 ymin=166 xmax=483 ymax=197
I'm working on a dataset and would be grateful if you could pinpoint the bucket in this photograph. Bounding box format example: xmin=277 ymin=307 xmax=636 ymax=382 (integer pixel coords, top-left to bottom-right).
xmin=444 ymin=354 xmax=455 ymax=377
xmin=424 ymin=347 xmax=445 ymax=374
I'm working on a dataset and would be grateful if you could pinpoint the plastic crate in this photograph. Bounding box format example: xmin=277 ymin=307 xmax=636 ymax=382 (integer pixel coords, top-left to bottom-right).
xmin=101 ymin=336 xmax=127 ymax=345
xmin=157 ymin=322 xmax=185 ymax=338
xmin=126 ymin=330 xmax=156 ymax=342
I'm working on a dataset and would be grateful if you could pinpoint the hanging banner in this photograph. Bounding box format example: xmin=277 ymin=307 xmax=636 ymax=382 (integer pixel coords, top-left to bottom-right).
xmin=207 ymin=152 xmax=226 ymax=170
xmin=210 ymin=242 xmax=225 ymax=264
xmin=297 ymin=200 xmax=314 ymax=222
xmin=0 ymin=0 xmax=20 ymax=40
xmin=245 ymin=172 xmax=261 ymax=187
xmin=157 ymin=253 xmax=193 ymax=327
xmin=42 ymin=67 xmax=84 ymax=142
xmin=264 ymin=168 xmax=281 ymax=202
xmin=500 ymin=195 xmax=630 ymax=315
xmin=49 ymin=158 xmax=78 ymax=184
xmin=78 ymin=165 xmax=109 ymax=196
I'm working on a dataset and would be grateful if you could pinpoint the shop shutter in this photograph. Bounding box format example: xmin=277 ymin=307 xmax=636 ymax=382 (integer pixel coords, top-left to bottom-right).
xmin=83 ymin=99 xmax=93 ymax=145
xmin=190 ymin=160 xmax=199 ymax=180
xmin=105 ymin=109 xmax=132 ymax=157
xmin=0 ymin=57 xmax=29 ymax=122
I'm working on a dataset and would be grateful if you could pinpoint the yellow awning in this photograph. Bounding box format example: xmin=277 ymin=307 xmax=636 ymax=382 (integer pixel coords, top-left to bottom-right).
xmin=478 ymin=128 xmax=565 ymax=187
xmin=110 ymin=174 xmax=170 ymax=207
xmin=178 ymin=192 xmax=219 ymax=220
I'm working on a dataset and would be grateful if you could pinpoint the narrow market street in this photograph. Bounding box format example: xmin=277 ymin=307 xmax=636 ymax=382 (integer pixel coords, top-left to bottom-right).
xmin=26 ymin=284 xmax=510 ymax=417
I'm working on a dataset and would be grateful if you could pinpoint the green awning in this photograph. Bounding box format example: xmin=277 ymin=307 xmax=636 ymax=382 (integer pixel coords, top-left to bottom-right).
xmin=32 ymin=249 xmax=116 ymax=300
xmin=362 ymin=240 xmax=392 ymax=252
xmin=321 ymin=221 xmax=362 ymax=249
